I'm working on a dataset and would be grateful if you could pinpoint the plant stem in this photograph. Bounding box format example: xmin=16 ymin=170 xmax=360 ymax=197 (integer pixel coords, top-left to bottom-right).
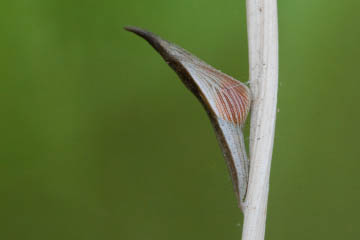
xmin=241 ymin=0 xmax=278 ymax=240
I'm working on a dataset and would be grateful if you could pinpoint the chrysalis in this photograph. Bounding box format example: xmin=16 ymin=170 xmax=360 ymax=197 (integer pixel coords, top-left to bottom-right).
xmin=125 ymin=26 xmax=251 ymax=207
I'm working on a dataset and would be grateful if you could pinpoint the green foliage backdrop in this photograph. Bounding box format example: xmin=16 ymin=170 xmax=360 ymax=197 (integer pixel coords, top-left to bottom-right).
xmin=1 ymin=0 xmax=360 ymax=239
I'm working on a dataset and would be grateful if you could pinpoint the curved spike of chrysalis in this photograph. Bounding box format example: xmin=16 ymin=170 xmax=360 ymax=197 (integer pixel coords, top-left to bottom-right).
xmin=125 ymin=26 xmax=251 ymax=208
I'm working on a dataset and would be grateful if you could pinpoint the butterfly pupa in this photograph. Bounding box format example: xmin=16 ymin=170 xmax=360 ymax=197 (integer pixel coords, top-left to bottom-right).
xmin=125 ymin=26 xmax=251 ymax=208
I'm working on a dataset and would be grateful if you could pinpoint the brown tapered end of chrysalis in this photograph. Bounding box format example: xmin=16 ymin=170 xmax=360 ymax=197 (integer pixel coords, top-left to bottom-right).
xmin=124 ymin=26 xmax=179 ymax=68
xmin=124 ymin=26 xmax=163 ymax=53
xmin=125 ymin=26 xmax=251 ymax=208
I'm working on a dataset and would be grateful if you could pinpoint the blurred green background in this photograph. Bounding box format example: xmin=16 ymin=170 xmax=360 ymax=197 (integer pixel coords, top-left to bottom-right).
xmin=1 ymin=0 xmax=360 ymax=239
